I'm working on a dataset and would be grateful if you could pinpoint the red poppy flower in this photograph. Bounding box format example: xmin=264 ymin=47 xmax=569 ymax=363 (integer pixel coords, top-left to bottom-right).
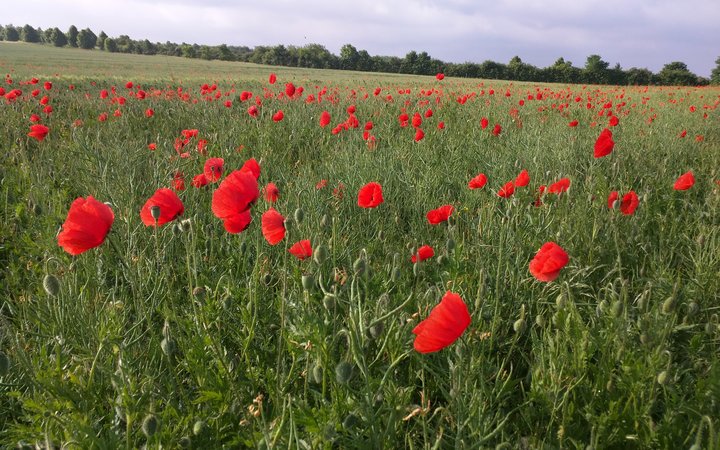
xmin=435 ymin=73 xmax=445 ymax=81
xmin=261 ymin=208 xmax=286 ymax=245
xmin=497 ymin=181 xmax=515 ymax=198
xmin=607 ymin=191 xmax=619 ymax=209
xmin=548 ymin=178 xmax=571 ymax=194
xmin=568 ymin=120 xmax=579 ymax=127
xmin=414 ymin=128 xmax=425 ymax=142
xmin=98 ymin=113 xmax=108 ymax=122
xmin=492 ymin=124 xmax=502 ymax=136
xmin=411 ymin=245 xmax=435 ymax=263
xmin=320 ymin=110 xmax=331 ymax=127
xmin=679 ymin=130 xmax=687 ymax=138
xmin=27 ymin=124 xmax=49 ymax=141
xmin=145 ymin=108 xmax=154 ymax=118
xmin=269 ymin=73 xmax=277 ymax=84
xmin=468 ymin=173 xmax=488 ymax=189
xmin=480 ymin=117 xmax=489 ymax=129
xmin=240 ymin=158 xmax=261 ymax=180
xmin=264 ymin=182 xmax=279 ymax=203
xmin=44 ymin=81 xmax=52 ymax=91
xmin=125 ymin=81 xmax=133 ymax=89
xmin=148 ymin=143 xmax=156 ymax=151
xmin=426 ymin=205 xmax=453 ymax=224
xmin=437 ymin=121 xmax=445 ymax=130
xmin=192 ymin=173 xmax=208 ymax=188
xmin=673 ymin=171 xmax=695 ymax=191
xmin=272 ymin=110 xmax=284 ymax=122
xmin=608 ymin=115 xmax=619 ymax=127
xmin=357 ymin=182 xmax=384 ymax=208
xmin=172 ymin=172 xmax=185 ymax=191
xmin=285 ymin=83 xmax=295 ymax=97
xmin=139 ymin=188 xmax=184 ymax=227
xmin=289 ymin=239 xmax=312 ymax=260
xmin=247 ymin=105 xmax=259 ymax=118
xmin=515 ymin=169 xmax=530 ymax=187
xmin=412 ymin=291 xmax=471 ymax=354
xmin=594 ymin=128 xmax=615 ymax=158
xmin=316 ymin=179 xmax=328 ymax=190
xmin=529 ymin=241 xmax=569 ymax=282
xmin=211 ymin=170 xmax=259 ymax=233
xmin=203 ymin=157 xmax=224 ymax=183
xmin=619 ymin=191 xmax=639 ymax=215
xmin=57 ymin=196 xmax=115 ymax=255
xmin=30 ymin=113 xmax=41 ymax=123
xmin=412 ymin=113 xmax=422 ymax=128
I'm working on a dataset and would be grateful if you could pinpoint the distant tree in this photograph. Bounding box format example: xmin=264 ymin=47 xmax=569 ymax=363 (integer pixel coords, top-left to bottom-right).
xmin=103 ymin=37 xmax=118 ymax=52
xmin=657 ymin=61 xmax=698 ymax=86
xmin=356 ymin=50 xmax=373 ymax=72
xmin=711 ymin=56 xmax=720 ymax=85
xmin=339 ymin=43 xmax=359 ymax=70
xmin=583 ymin=54 xmax=610 ymax=84
xmin=5 ymin=25 xmax=20 ymax=41
xmin=77 ymin=28 xmax=97 ymax=49
xmin=0 ymin=25 xmax=4 ymax=41
xmin=297 ymin=43 xmax=334 ymax=69
xmin=180 ymin=43 xmax=196 ymax=58
xmin=97 ymin=31 xmax=107 ymax=50
xmin=479 ymin=60 xmax=507 ymax=80
xmin=507 ymin=56 xmax=540 ymax=81
xmin=66 ymin=25 xmax=78 ymax=47
xmin=400 ymin=51 xmax=418 ymax=74
xmin=606 ymin=63 xmax=626 ymax=85
xmin=625 ymin=67 xmax=654 ymax=85
xmin=115 ymin=35 xmax=134 ymax=53
xmin=21 ymin=24 xmax=41 ymax=42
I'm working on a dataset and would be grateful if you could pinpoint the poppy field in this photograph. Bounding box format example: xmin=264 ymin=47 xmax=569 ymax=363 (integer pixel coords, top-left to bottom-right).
xmin=1 ymin=43 xmax=720 ymax=448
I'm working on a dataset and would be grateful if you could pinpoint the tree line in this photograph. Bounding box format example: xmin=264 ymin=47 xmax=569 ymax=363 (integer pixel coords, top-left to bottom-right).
xmin=3 ymin=24 xmax=719 ymax=86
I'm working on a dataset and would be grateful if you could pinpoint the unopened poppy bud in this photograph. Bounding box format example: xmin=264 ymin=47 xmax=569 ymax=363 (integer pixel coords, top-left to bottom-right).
xmin=192 ymin=286 xmax=206 ymax=299
xmin=368 ymin=321 xmax=384 ymax=339
xmin=180 ymin=218 xmax=192 ymax=232
xmin=301 ymin=273 xmax=315 ymax=291
xmin=162 ymin=319 xmax=171 ymax=339
xmin=535 ymin=315 xmax=546 ymax=327
xmin=320 ymin=214 xmax=330 ymax=229
xmin=555 ymin=293 xmax=567 ymax=309
xmin=513 ymin=318 xmax=527 ymax=334
xmin=0 ymin=351 xmax=9 ymax=377
xmin=391 ymin=267 xmax=401 ymax=282
xmin=657 ymin=370 xmax=669 ymax=385
xmin=322 ymin=293 xmax=336 ymax=310
xmin=193 ymin=420 xmax=207 ymax=436
xmin=313 ymin=244 xmax=329 ymax=265
xmin=161 ymin=338 xmax=176 ymax=356
xmin=662 ymin=296 xmax=676 ymax=314
xmin=142 ymin=414 xmax=159 ymax=437
xmin=686 ymin=302 xmax=699 ymax=318
xmin=446 ymin=237 xmax=456 ymax=252
xmin=43 ymin=274 xmax=60 ymax=297
xmin=611 ymin=301 xmax=623 ymax=318
xmin=150 ymin=205 xmax=161 ymax=221
xmin=335 ymin=361 xmax=353 ymax=384
xmin=294 ymin=207 xmax=304 ymax=223
xmin=311 ymin=364 xmax=323 ymax=384
xmin=179 ymin=436 xmax=192 ymax=448
xmin=436 ymin=253 xmax=448 ymax=265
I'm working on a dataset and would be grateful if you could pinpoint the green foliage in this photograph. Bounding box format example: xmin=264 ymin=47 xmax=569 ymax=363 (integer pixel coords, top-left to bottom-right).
xmin=66 ymin=25 xmax=78 ymax=47
xmin=712 ymin=56 xmax=720 ymax=85
xmin=658 ymin=61 xmax=700 ymax=86
xmin=4 ymin=24 xmax=19 ymax=41
xmin=76 ymin=28 xmax=97 ymax=50
xmin=20 ymin=24 xmax=40 ymax=43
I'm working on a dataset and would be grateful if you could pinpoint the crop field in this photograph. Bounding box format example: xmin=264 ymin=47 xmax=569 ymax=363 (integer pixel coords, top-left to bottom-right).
xmin=1 ymin=42 xmax=719 ymax=448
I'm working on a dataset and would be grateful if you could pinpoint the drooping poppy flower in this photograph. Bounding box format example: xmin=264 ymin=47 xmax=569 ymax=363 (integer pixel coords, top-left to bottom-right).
xmin=412 ymin=291 xmax=471 ymax=354
xmin=319 ymin=110 xmax=331 ymax=127
xmin=211 ymin=170 xmax=259 ymax=233
xmin=548 ymin=178 xmax=571 ymax=194
xmin=411 ymin=245 xmax=435 ymax=263
xmin=261 ymin=208 xmax=286 ymax=245
xmin=515 ymin=169 xmax=530 ymax=187
xmin=619 ymin=191 xmax=639 ymax=215
xmin=264 ymin=182 xmax=279 ymax=203
xmin=426 ymin=205 xmax=453 ymax=225
xmin=497 ymin=181 xmax=515 ymax=198
xmin=269 ymin=73 xmax=277 ymax=84
xmin=240 ymin=158 xmax=261 ymax=180
xmin=357 ymin=182 xmax=384 ymax=208
xmin=607 ymin=191 xmax=619 ymax=209
xmin=139 ymin=188 xmax=185 ymax=227
xmin=203 ymin=157 xmax=224 ymax=183
xmin=594 ymin=128 xmax=615 ymax=158
xmin=468 ymin=173 xmax=488 ymax=189
xmin=192 ymin=173 xmax=208 ymax=188
xmin=272 ymin=110 xmax=284 ymax=122
xmin=529 ymin=241 xmax=569 ymax=282
xmin=673 ymin=171 xmax=695 ymax=191
xmin=289 ymin=239 xmax=312 ymax=260
xmin=57 ymin=196 xmax=114 ymax=255
xmin=27 ymin=124 xmax=49 ymax=141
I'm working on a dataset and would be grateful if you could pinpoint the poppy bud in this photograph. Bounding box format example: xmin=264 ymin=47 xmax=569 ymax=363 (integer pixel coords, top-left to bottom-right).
xmin=301 ymin=273 xmax=315 ymax=291
xmin=513 ymin=318 xmax=527 ymax=334
xmin=43 ymin=274 xmax=60 ymax=297
xmin=611 ymin=301 xmax=624 ymax=318
xmin=294 ymin=207 xmax=304 ymax=223
xmin=180 ymin=218 xmax=192 ymax=232
xmin=436 ymin=254 xmax=448 ymax=265
xmin=686 ymin=302 xmax=699 ymax=318
xmin=662 ymin=296 xmax=676 ymax=314
xmin=368 ymin=321 xmax=384 ymax=339
xmin=335 ymin=361 xmax=353 ymax=384
xmin=142 ymin=414 xmax=159 ymax=437
xmin=535 ymin=315 xmax=546 ymax=327
xmin=311 ymin=363 xmax=323 ymax=384
xmin=162 ymin=319 xmax=171 ymax=339
xmin=193 ymin=420 xmax=207 ymax=436
xmin=640 ymin=333 xmax=649 ymax=345
xmin=0 ymin=351 xmax=9 ymax=377
xmin=322 ymin=293 xmax=336 ymax=310
xmin=446 ymin=237 xmax=456 ymax=252
xmin=313 ymin=244 xmax=329 ymax=265
xmin=150 ymin=205 xmax=162 ymax=221
xmin=192 ymin=286 xmax=206 ymax=299
xmin=555 ymin=293 xmax=567 ymax=309
xmin=161 ymin=337 xmax=176 ymax=356
xmin=179 ymin=436 xmax=192 ymax=448
xmin=657 ymin=370 xmax=669 ymax=385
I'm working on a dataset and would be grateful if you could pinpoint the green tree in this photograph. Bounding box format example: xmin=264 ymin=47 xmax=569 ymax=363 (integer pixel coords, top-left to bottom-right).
xmin=625 ymin=67 xmax=654 ymax=85
xmin=0 ymin=25 xmax=4 ymax=41
xmin=657 ymin=61 xmax=698 ymax=86
xmin=583 ymin=54 xmax=610 ymax=84
xmin=48 ymin=27 xmax=67 ymax=47
xmin=5 ymin=25 xmax=20 ymax=41
xmin=66 ymin=25 xmax=78 ymax=47
xmin=77 ymin=28 xmax=97 ymax=49
xmin=97 ymin=31 xmax=107 ymax=50
xmin=400 ymin=51 xmax=418 ymax=74
xmin=103 ymin=37 xmax=118 ymax=52
xmin=339 ymin=44 xmax=359 ymax=70
xmin=711 ymin=56 xmax=720 ymax=85
xmin=21 ymin=24 xmax=40 ymax=42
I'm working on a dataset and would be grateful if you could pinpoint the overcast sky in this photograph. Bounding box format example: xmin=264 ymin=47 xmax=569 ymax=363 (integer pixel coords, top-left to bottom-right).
xmin=6 ymin=0 xmax=720 ymax=76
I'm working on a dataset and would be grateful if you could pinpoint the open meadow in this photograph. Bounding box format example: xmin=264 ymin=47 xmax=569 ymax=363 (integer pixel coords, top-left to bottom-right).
xmin=1 ymin=42 xmax=719 ymax=448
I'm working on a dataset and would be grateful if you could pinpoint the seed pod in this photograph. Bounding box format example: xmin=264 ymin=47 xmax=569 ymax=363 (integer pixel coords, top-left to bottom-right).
xmin=193 ymin=420 xmax=206 ymax=436
xmin=301 ymin=273 xmax=315 ymax=291
xmin=322 ymin=294 xmax=336 ymax=310
xmin=294 ymin=207 xmax=304 ymax=224
xmin=311 ymin=364 xmax=323 ymax=384
xmin=662 ymin=296 xmax=676 ymax=314
xmin=513 ymin=318 xmax=527 ymax=334
xmin=161 ymin=338 xmax=176 ymax=357
xmin=142 ymin=414 xmax=159 ymax=438
xmin=0 ymin=351 xmax=9 ymax=377
xmin=446 ymin=237 xmax=456 ymax=252
xmin=335 ymin=361 xmax=353 ymax=384
xmin=150 ymin=205 xmax=162 ymax=221
xmin=43 ymin=274 xmax=60 ymax=297
xmin=313 ymin=244 xmax=329 ymax=265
